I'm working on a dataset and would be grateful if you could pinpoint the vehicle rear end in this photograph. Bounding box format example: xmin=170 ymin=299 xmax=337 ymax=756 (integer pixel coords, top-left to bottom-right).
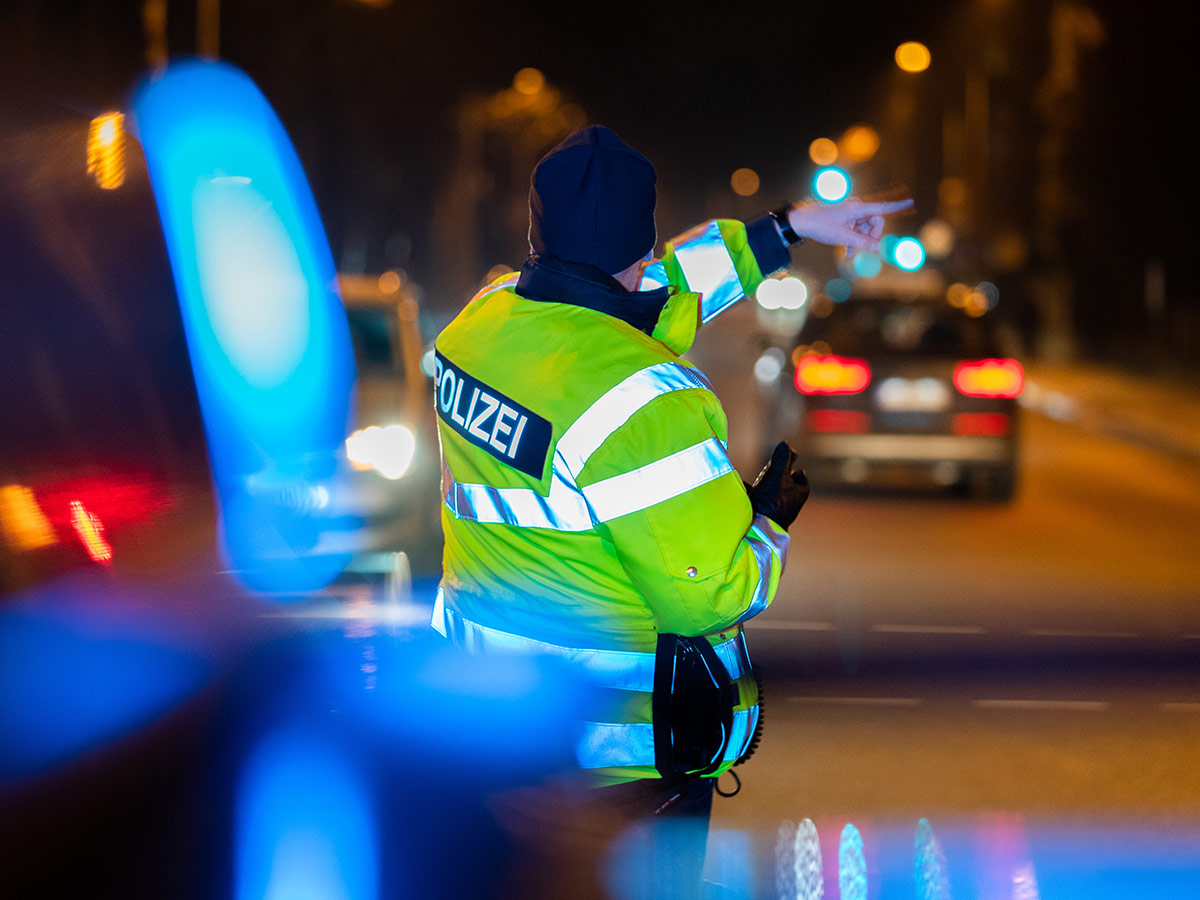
xmin=788 ymin=298 xmax=1023 ymax=500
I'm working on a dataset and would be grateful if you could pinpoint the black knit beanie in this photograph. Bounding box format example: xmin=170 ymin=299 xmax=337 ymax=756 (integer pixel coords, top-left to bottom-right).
xmin=528 ymin=125 xmax=657 ymax=275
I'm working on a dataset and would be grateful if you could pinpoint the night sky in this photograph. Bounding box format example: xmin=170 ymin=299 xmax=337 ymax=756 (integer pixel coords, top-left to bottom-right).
xmin=0 ymin=0 xmax=1195 ymax=482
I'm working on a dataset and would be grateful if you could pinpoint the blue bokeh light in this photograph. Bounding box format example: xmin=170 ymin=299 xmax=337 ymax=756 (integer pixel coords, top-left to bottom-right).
xmin=852 ymin=251 xmax=883 ymax=278
xmin=825 ymin=277 xmax=853 ymax=303
xmin=130 ymin=60 xmax=357 ymax=593
xmin=839 ymin=823 xmax=868 ymax=900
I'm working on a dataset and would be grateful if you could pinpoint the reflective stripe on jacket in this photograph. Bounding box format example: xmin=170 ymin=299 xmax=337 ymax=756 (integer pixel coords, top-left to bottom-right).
xmin=433 ymin=216 xmax=791 ymax=784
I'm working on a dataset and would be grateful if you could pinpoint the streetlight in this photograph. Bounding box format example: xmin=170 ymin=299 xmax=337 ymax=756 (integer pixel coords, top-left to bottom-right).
xmin=839 ymin=125 xmax=880 ymax=164
xmin=730 ymin=167 xmax=760 ymax=197
xmin=808 ymin=138 xmax=838 ymax=166
xmin=895 ymin=41 xmax=931 ymax=73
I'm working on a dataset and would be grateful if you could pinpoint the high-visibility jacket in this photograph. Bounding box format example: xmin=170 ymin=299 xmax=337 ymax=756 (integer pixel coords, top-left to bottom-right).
xmin=432 ymin=215 xmax=793 ymax=785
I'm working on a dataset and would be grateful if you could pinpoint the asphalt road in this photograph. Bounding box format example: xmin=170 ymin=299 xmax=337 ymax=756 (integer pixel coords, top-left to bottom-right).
xmin=685 ymin=306 xmax=1200 ymax=897
xmin=745 ymin=400 xmax=1200 ymax=671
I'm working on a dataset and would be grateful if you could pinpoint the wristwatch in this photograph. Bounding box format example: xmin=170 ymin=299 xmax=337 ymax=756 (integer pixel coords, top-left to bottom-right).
xmin=768 ymin=205 xmax=804 ymax=246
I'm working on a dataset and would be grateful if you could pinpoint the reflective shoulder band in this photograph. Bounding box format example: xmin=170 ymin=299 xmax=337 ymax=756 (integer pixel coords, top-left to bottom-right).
xmin=556 ymin=361 xmax=713 ymax=478
xmin=670 ymin=220 xmax=744 ymax=323
xmin=581 ymin=437 xmax=734 ymax=523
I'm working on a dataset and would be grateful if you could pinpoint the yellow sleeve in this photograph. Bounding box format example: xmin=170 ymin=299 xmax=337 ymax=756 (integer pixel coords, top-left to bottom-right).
xmin=647 ymin=217 xmax=785 ymax=355
xmin=582 ymin=389 xmax=788 ymax=636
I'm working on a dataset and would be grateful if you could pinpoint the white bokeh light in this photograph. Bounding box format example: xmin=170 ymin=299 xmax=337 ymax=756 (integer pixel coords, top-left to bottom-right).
xmin=756 ymin=276 xmax=808 ymax=310
xmin=814 ymin=167 xmax=851 ymax=203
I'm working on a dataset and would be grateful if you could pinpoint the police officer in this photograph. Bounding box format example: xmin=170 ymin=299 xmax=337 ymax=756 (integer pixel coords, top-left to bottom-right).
xmin=431 ymin=125 xmax=910 ymax=894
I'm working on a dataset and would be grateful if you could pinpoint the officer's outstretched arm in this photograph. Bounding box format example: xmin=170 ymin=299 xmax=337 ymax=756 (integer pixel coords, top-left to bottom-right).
xmin=642 ymin=200 xmax=913 ymax=354
xmin=642 ymin=216 xmax=791 ymax=355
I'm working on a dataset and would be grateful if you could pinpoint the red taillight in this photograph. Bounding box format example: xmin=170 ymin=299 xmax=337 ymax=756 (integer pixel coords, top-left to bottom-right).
xmin=807 ymin=410 xmax=871 ymax=433
xmin=952 ymin=412 xmax=1011 ymax=436
xmin=33 ymin=473 xmax=169 ymax=533
xmin=953 ymin=358 xmax=1024 ymax=398
xmin=795 ymin=354 xmax=871 ymax=395
xmin=23 ymin=471 xmax=171 ymax=563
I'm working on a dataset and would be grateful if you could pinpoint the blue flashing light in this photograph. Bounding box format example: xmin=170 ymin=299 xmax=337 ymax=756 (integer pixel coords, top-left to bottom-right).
xmin=235 ymin=726 xmax=378 ymax=900
xmin=814 ymin=166 xmax=851 ymax=203
xmin=369 ymin=640 xmax=585 ymax=775
xmin=0 ymin=611 xmax=208 ymax=778
xmin=130 ymin=60 xmax=357 ymax=593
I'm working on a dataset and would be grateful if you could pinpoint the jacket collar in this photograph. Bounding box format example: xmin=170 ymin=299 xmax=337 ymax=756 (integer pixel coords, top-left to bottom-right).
xmin=515 ymin=254 xmax=670 ymax=335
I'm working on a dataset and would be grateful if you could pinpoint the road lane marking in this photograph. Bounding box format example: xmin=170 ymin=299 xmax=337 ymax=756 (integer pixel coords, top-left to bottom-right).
xmin=1024 ymin=629 xmax=1139 ymax=638
xmin=752 ymin=621 xmax=837 ymax=631
xmin=870 ymin=624 xmax=987 ymax=635
xmin=972 ymin=699 xmax=1109 ymax=711
xmin=787 ymin=696 xmax=924 ymax=707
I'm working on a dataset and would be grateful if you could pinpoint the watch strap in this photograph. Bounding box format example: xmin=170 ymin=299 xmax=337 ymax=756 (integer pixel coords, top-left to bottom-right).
xmin=768 ymin=205 xmax=803 ymax=246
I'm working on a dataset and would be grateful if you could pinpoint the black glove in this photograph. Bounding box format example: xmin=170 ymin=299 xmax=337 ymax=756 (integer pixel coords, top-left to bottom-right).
xmin=747 ymin=441 xmax=809 ymax=529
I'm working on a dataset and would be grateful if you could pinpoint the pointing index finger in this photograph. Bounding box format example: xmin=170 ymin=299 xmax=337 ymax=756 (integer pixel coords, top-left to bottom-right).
xmin=854 ymin=198 xmax=914 ymax=216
